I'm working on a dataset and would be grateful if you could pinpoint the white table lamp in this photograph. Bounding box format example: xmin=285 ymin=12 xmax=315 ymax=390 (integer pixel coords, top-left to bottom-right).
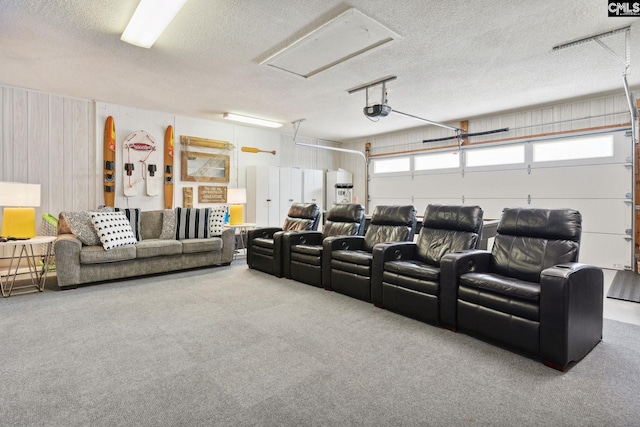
xmin=227 ymin=188 xmax=247 ymax=225
xmin=0 ymin=182 xmax=41 ymax=239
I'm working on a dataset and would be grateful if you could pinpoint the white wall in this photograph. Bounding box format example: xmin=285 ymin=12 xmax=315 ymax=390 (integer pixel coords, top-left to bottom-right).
xmin=1 ymin=86 xmax=96 ymax=225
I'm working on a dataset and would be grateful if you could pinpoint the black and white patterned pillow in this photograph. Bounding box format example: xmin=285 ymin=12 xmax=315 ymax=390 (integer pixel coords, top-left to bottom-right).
xmin=159 ymin=209 xmax=176 ymax=240
xmin=115 ymin=207 xmax=141 ymax=241
xmin=175 ymin=207 xmax=211 ymax=239
xmin=209 ymin=206 xmax=227 ymax=237
xmin=60 ymin=211 xmax=101 ymax=246
xmin=90 ymin=211 xmax=137 ymax=251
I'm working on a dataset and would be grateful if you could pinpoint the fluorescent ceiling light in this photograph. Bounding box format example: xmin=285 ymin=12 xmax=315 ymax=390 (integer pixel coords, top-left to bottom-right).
xmin=222 ymin=113 xmax=283 ymax=128
xmin=121 ymin=0 xmax=188 ymax=48
xmin=261 ymin=8 xmax=401 ymax=78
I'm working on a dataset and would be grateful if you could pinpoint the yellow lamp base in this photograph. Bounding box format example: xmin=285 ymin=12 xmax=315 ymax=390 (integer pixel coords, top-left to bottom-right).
xmin=1 ymin=207 xmax=36 ymax=238
xmin=229 ymin=204 xmax=244 ymax=225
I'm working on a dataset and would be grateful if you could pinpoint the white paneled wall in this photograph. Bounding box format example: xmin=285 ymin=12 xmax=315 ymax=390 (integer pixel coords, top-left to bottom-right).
xmin=278 ymin=133 xmax=341 ymax=171
xmin=1 ymin=86 xmax=96 ymax=233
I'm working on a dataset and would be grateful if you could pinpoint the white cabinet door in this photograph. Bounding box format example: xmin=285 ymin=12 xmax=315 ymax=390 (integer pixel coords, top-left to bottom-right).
xmin=279 ymin=167 xmax=302 ymax=223
xmin=247 ymin=165 xmax=280 ymax=227
xmin=303 ymin=169 xmax=324 ymax=212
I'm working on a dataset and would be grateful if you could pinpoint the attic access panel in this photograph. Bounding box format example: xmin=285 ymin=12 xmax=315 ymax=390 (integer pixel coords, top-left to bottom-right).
xmin=261 ymin=8 xmax=401 ymax=78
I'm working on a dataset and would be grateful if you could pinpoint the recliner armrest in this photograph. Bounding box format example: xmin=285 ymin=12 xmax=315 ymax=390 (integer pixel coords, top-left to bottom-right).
xmin=322 ymin=235 xmax=365 ymax=288
xmin=539 ymin=263 xmax=603 ymax=369
xmin=371 ymin=242 xmax=417 ymax=306
xmin=439 ymin=249 xmax=492 ymax=329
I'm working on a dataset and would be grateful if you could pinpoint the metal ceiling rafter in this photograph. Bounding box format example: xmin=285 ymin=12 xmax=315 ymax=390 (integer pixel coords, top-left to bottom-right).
xmin=292 ymin=119 xmax=367 ymax=161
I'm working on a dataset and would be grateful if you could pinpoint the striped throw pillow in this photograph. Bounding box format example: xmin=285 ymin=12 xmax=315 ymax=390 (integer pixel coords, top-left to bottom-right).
xmin=175 ymin=207 xmax=211 ymax=239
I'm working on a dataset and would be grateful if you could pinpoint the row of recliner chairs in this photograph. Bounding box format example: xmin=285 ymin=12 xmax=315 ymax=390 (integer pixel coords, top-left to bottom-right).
xmin=246 ymin=202 xmax=604 ymax=371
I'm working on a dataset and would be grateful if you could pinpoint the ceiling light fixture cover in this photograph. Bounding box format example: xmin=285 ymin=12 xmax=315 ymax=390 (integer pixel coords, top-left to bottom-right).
xmin=121 ymin=0 xmax=188 ymax=48
xmin=261 ymin=8 xmax=401 ymax=78
xmin=222 ymin=113 xmax=283 ymax=128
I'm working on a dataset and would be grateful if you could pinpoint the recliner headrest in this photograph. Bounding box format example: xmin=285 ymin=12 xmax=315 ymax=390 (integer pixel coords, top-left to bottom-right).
xmin=326 ymin=203 xmax=365 ymax=223
xmin=497 ymin=208 xmax=581 ymax=242
xmin=370 ymin=205 xmax=417 ymax=226
xmin=287 ymin=203 xmax=319 ymax=220
xmin=422 ymin=204 xmax=483 ymax=233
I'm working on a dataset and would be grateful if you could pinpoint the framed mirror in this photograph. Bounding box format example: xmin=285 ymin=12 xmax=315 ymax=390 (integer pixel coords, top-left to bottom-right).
xmin=181 ymin=151 xmax=230 ymax=183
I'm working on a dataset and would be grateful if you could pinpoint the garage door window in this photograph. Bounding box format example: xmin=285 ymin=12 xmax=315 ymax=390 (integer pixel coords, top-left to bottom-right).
xmin=373 ymin=156 xmax=410 ymax=174
xmin=415 ymin=151 xmax=460 ymax=170
xmin=533 ymin=135 xmax=614 ymax=162
xmin=465 ymin=144 xmax=525 ymax=167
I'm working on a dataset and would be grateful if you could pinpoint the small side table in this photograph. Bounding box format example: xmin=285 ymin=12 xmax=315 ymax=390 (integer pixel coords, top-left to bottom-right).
xmin=224 ymin=223 xmax=256 ymax=258
xmin=0 ymin=236 xmax=56 ymax=297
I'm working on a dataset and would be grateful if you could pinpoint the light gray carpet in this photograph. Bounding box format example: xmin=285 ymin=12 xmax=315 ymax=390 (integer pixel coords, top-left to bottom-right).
xmin=2 ymin=262 xmax=639 ymax=426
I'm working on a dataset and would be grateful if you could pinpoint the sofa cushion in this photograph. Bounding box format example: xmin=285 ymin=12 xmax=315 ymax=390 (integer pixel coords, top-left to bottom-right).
xmin=80 ymin=245 xmax=136 ymax=264
xmin=115 ymin=207 xmax=141 ymax=241
xmin=90 ymin=211 xmax=138 ymax=251
xmin=209 ymin=206 xmax=227 ymax=237
xmin=135 ymin=239 xmax=182 ymax=258
xmin=60 ymin=211 xmax=101 ymax=246
xmin=175 ymin=207 xmax=211 ymax=239
xmin=181 ymin=237 xmax=223 ymax=254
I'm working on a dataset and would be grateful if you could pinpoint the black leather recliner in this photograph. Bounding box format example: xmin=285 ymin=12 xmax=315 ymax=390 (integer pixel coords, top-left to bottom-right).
xmin=283 ymin=203 xmax=366 ymax=287
xmin=325 ymin=205 xmax=417 ymax=302
xmin=371 ymin=204 xmax=483 ymax=323
xmin=247 ymin=203 xmax=320 ymax=277
xmin=440 ymin=207 xmax=603 ymax=371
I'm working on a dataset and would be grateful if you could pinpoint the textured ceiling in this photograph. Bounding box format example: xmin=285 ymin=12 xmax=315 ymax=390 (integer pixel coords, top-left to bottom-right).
xmin=0 ymin=0 xmax=638 ymax=142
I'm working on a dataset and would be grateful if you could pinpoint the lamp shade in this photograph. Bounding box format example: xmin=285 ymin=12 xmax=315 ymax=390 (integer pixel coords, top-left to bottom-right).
xmin=0 ymin=182 xmax=41 ymax=207
xmin=226 ymin=188 xmax=247 ymax=204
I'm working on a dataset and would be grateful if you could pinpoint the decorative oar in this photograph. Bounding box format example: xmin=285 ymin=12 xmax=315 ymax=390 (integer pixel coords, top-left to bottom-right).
xmin=241 ymin=146 xmax=276 ymax=155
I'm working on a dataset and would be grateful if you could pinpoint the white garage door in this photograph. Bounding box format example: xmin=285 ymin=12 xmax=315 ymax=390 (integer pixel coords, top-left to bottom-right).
xmin=368 ymin=128 xmax=633 ymax=270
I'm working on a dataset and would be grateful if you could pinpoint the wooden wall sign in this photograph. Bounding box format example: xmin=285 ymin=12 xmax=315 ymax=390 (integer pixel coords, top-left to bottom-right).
xmin=183 ymin=187 xmax=193 ymax=208
xmin=198 ymin=186 xmax=227 ymax=204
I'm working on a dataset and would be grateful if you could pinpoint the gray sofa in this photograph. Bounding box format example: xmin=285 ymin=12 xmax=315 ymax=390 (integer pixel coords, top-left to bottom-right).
xmin=54 ymin=209 xmax=234 ymax=289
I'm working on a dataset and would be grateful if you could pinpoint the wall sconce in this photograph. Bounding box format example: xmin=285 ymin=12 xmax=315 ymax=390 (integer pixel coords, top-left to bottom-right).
xmin=226 ymin=188 xmax=247 ymax=225
xmin=0 ymin=182 xmax=41 ymax=239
